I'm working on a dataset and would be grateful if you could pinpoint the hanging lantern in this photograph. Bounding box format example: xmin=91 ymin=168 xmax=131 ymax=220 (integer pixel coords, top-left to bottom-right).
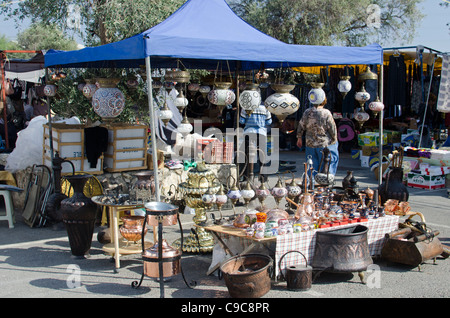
xmin=82 ymin=79 xmax=98 ymax=99
xmin=126 ymin=75 xmax=139 ymax=89
xmin=199 ymin=85 xmax=211 ymax=97
xmin=355 ymin=83 xmax=371 ymax=108
xmin=92 ymin=78 xmax=125 ymax=120
xmin=177 ymin=113 xmax=193 ymax=136
xmin=188 ymin=83 xmax=200 ymax=94
xmin=43 ymin=83 xmax=57 ymax=97
xmin=308 ymin=82 xmax=326 ymax=105
xmin=174 ymin=90 xmax=189 ymax=114
xmin=338 ymin=76 xmax=352 ymax=98
xmin=165 ymin=70 xmax=190 ymax=83
xmin=159 ymin=102 xmax=173 ymax=126
xmin=354 ymin=107 xmax=370 ymax=128
xmin=368 ymin=96 xmax=384 ymax=117
xmin=264 ymin=84 xmax=300 ymax=124
xmin=358 ymin=66 xmax=378 ymax=82
xmin=239 ymin=82 xmax=261 ymax=116
xmin=208 ymin=82 xmax=236 ymax=112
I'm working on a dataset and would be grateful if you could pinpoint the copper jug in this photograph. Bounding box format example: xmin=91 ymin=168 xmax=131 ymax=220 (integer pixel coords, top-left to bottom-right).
xmin=143 ymin=239 xmax=181 ymax=278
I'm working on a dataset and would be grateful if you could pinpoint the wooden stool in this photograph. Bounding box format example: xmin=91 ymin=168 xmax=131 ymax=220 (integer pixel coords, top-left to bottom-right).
xmin=0 ymin=189 xmax=15 ymax=228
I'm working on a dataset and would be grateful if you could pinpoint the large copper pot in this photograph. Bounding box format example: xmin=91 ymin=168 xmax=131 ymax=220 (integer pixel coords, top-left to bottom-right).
xmin=143 ymin=239 xmax=181 ymax=278
xmin=312 ymin=225 xmax=372 ymax=283
xmin=220 ymin=254 xmax=273 ymax=298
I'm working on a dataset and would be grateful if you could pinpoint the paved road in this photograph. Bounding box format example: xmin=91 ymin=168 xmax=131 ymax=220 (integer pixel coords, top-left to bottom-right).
xmin=0 ymin=152 xmax=448 ymax=300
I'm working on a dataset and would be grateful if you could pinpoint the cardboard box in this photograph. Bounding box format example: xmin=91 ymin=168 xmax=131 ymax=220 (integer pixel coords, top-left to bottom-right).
xmin=361 ymin=145 xmax=392 ymax=156
xmin=358 ymin=132 xmax=387 ymax=147
xmin=407 ymin=172 xmax=446 ymax=190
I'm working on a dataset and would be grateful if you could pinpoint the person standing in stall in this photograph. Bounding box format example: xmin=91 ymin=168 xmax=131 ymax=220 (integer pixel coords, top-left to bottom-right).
xmin=296 ymin=98 xmax=339 ymax=177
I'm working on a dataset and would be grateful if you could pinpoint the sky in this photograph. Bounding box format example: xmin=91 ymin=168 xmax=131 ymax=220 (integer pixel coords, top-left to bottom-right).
xmin=0 ymin=0 xmax=449 ymax=53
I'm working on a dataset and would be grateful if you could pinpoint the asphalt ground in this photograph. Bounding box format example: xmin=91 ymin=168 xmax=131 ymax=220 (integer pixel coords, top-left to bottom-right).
xmin=0 ymin=151 xmax=449 ymax=304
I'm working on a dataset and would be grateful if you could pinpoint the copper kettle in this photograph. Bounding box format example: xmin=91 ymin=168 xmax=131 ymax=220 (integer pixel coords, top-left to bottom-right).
xmin=143 ymin=239 xmax=181 ymax=278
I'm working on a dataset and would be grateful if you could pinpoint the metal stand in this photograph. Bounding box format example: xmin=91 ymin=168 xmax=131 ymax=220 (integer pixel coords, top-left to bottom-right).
xmin=131 ymin=205 xmax=196 ymax=297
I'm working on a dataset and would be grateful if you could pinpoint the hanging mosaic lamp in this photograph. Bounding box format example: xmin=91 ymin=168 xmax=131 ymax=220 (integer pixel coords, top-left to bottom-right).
xmin=354 ymin=107 xmax=370 ymax=128
xmin=264 ymin=84 xmax=300 ymax=123
xmin=152 ymin=77 xmax=163 ymax=91
xmin=355 ymin=83 xmax=371 ymax=108
xmin=239 ymin=82 xmax=261 ymax=116
xmin=199 ymin=85 xmax=211 ymax=97
xmin=188 ymin=83 xmax=200 ymax=94
xmin=174 ymin=90 xmax=189 ymax=114
xmin=368 ymin=96 xmax=384 ymax=117
xmin=338 ymin=76 xmax=352 ymax=98
xmin=82 ymin=79 xmax=98 ymax=99
xmin=92 ymin=78 xmax=125 ymax=120
xmin=159 ymin=102 xmax=173 ymax=126
xmin=308 ymin=82 xmax=326 ymax=105
xmin=177 ymin=113 xmax=193 ymax=136
xmin=44 ymin=83 xmax=57 ymax=97
xmin=208 ymin=82 xmax=236 ymax=112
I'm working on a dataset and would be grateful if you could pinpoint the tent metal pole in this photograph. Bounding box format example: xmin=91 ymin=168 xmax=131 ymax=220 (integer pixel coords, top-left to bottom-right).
xmin=145 ymin=56 xmax=161 ymax=202
xmin=378 ymin=63 xmax=384 ymax=185
xmin=235 ymin=62 xmax=240 ymax=181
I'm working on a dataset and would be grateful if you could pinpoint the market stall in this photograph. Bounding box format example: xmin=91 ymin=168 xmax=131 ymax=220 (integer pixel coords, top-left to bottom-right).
xmin=41 ymin=0 xmax=401 ymax=297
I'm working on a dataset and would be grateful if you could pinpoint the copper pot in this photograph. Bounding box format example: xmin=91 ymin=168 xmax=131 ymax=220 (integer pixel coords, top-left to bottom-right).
xmin=119 ymin=215 xmax=147 ymax=242
xmin=143 ymin=239 xmax=181 ymax=278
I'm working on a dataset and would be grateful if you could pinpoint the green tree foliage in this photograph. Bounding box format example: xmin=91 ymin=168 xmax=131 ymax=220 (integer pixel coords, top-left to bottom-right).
xmin=229 ymin=0 xmax=424 ymax=46
xmin=17 ymin=22 xmax=79 ymax=51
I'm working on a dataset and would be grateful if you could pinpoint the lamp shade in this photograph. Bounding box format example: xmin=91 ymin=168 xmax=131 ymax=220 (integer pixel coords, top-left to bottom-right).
xmin=208 ymin=82 xmax=236 ymax=106
xmin=44 ymin=84 xmax=57 ymax=97
xmin=308 ymin=82 xmax=326 ymax=105
xmin=82 ymin=79 xmax=98 ymax=99
xmin=92 ymin=78 xmax=125 ymax=119
xmin=338 ymin=76 xmax=352 ymax=97
xmin=239 ymin=83 xmax=261 ymax=116
xmin=264 ymin=84 xmax=300 ymax=123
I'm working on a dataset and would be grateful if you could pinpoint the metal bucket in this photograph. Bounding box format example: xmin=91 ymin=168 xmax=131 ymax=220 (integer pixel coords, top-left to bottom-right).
xmin=220 ymin=254 xmax=273 ymax=298
xmin=279 ymin=251 xmax=312 ymax=291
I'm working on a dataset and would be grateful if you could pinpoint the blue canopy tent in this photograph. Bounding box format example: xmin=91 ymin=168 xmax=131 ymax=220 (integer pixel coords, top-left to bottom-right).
xmin=44 ymin=0 xmax=384 ymax=198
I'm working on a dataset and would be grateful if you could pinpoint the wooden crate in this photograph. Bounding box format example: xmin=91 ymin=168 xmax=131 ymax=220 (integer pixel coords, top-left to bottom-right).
xmin=42 ymin=123 xmax=103 ymax=175
xmin=102 ymin=123 xmax=148 ymax=172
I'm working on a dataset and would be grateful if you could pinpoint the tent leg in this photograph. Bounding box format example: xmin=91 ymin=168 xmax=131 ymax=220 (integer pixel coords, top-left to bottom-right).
xmin=145 ymin=56 xmax=161 ymax=202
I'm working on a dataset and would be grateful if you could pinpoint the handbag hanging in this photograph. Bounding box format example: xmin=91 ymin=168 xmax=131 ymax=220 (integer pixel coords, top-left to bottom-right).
xmin=9 ymin=79 xmax=23 ymax=100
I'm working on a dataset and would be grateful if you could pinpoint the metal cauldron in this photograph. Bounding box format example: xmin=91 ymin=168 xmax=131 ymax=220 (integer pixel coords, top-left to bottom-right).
xmin=220 ymin=254 xmax=273 ymax=298
xmin=279 ymin=251 xmax=312 ymax=291
xmin=312 ymin=225 xmax=372 ymax=283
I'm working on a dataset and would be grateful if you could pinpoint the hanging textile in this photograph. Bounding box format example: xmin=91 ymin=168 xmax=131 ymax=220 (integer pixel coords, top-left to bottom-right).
xmin=437 ymin=55 xmax=450 ymax=113
xmin=386 ymin=54 xmax=407 ymax=117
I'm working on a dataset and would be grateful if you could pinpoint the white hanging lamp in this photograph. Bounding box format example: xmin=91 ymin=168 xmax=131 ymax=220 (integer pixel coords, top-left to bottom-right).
xmin=159 ymin=101 xmax=173 ymax=126
xmin=239 ymin=82 xmax=261 ymax=116
xmin=308 ymin=82 xmax=326 ymax=105
xmin=177 ymin=112 xmax=193 ymax=136
xmin=174 ymin=89 xmax=189 ymax=114
xmin=368 ymin=96 xmax=384 ymax=117
xmin=338 ymin=76 xmax=352 ymax=98
xmin=264 ymin=84 xmax=300 ymax=124
xmin=207 ymin=81 xmax=236 ymax=113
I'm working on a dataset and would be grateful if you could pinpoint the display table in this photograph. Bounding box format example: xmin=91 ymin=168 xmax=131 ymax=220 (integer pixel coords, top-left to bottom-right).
xmin=202 ymin=215 xmax=399 ymax=277
xmin=197 ymin=224 xmax=276 ymax=275
xmin=275 ymin=215 xmax=399 ymax=276
xmin=92 ymin=196 xmax=153 ymax=273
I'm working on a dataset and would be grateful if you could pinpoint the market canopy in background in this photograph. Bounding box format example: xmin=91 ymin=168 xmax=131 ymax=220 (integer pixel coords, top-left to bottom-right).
xmin=2 ymin=51 xmax=45 ymax=83
xmin=44 ymin=0 xmax=382 ymax=71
